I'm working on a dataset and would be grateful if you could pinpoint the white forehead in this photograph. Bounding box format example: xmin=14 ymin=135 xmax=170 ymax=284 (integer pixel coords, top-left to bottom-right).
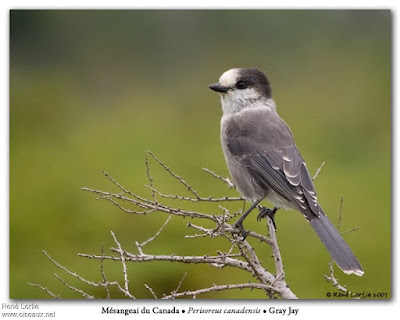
xmin=219 ymin=68 xmax=241 ymax=87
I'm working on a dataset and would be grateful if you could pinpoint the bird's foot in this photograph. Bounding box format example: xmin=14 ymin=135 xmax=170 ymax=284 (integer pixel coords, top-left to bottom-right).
xmin=233 ymin=220 xmax=249 ymax=240
xmin=257 ymin=207 xmax=278 ymax=230
xmin=231 ymin=199 xmax=263 ymax=241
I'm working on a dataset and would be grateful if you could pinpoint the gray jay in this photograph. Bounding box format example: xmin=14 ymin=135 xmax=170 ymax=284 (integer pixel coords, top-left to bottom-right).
xmin=209 ymin=68 xmax=363 ymax=276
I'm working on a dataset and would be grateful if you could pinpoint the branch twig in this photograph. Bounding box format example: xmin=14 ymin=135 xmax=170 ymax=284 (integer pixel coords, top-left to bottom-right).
xmin=111 ymin=231 xmax=135 ymax=299
xmin=202 ymin=168 xmax=236 ymax=189
xmin=312 ymin=161 xmax=325 ymax=181
xmin=28 ymin=282 xmax=61 ymax=299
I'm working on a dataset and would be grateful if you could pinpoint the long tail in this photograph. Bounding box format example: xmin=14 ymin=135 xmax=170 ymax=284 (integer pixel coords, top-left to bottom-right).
xmin=310 ymin=213 xmax=364 ymax=276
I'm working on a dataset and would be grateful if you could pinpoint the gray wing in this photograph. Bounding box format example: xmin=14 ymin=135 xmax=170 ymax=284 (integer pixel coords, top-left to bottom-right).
xmin=224 ymin=109 xmax=321 ymax=221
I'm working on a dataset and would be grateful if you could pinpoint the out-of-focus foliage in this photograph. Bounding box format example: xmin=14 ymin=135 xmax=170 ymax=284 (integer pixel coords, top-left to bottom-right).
xmin=10 ymin=10 xmax=391 ymax=299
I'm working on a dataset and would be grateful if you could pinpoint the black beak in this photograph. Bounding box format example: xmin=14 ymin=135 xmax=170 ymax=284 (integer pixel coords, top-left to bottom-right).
xmin=209 ymin=83 xmax=229 ymax=93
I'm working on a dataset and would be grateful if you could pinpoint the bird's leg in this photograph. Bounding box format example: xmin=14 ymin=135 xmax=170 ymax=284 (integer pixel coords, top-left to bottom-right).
xmin=257 ymin=206 xmax=279 ymax=230
xmin=233 ymin=199 xmax=262 ymax=239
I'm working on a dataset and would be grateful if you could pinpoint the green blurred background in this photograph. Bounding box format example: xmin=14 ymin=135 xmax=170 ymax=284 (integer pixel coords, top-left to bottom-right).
xmin=10 ymin=10 xmax=391 ymax=299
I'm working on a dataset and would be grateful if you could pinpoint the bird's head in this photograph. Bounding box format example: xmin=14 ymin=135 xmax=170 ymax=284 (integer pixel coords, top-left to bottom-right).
xmin=209 ymin=68 xmax=272 ymax=114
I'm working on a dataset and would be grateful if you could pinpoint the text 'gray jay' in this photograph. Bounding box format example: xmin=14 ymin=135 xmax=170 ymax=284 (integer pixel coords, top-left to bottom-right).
xmin=209 ymin=68 xmax=363 ymax=276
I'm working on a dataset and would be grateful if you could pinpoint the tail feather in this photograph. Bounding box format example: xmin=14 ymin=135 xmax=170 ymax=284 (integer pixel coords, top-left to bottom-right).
xmin=310 ymin=214 xmax=364 ymax=276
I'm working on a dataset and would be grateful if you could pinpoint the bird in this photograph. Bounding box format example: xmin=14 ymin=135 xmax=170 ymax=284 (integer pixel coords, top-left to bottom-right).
xmin=209 ymin=67 xmax=364 ymax=276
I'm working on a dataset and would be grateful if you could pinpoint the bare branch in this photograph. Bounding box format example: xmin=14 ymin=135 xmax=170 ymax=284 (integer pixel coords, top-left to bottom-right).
xmin=147 ymin=151 xmax=201 ymax=199
xmin=186 ymin=220 xmax=274 ymax=246
xmin=36 ymin=152 xmax=300 ymax=299
xmin=102 ymin=171 xmax=130 ymax=194
xmin=341 ymin=227 xmax=359 ymax=236
xmin=28 ymin=282 xmax=60 ymax=299
xmin=144 ymin=284 xmax=158 ymax=299
xmin=266 ymin=217 xmax=284 ymax=281
xmin=337 ymin=196 xmax=344 ymax=230
xmin=324 ymin=263 xmax=348 ymax=293
xmin=81 ymin=187 xmax=217 ymax=221
xmin=111 ymin=231 xmax=135 ymax=299
xmin=54 ymin=273 xmax=95 ymax=299
xmin=234 ymin=236 xmax=276 ymax=299
xmin=175 ymin=272 xmax=187 ymax=293
xmin=42 ymin=250 xmax=99 ymax=288
xmin=169 ymin=272 xmax=187 ymax=299
xmin=106 ymin=249 xmax=251 ymax=273
xmin=40 ymin=250 xmax=140 ymax=299
xmin=138 ymin=214 xmax=172 ymax=249
xmin=145 ymin=185 xmax=243 ymax=203
xmin=312 ymin=161 xmax=325 ymax=181
xmin=145 ymin=151 xmax=156 ymax=202
xmin=100 ymin=243 xmax=111 ymax=299
xmin=202 ymin=168 xmax=236 ymax=189
xmin=162 ymin=282 xmax=277 ymax=299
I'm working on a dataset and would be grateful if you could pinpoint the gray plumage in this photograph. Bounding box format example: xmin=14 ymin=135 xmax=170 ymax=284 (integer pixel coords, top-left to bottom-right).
xmin=210 ymin=68 xmax=363 ymax=276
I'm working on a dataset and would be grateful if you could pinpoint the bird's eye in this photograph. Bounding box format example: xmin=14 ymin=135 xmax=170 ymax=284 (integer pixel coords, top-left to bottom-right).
xmin=236 ymin=80 xmax=247 ymax=89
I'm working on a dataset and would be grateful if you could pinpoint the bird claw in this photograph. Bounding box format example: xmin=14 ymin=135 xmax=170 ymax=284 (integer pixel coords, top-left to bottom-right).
xmin=233 ymin=221 xmax=249 ymax=240
xmin=257 ymin=207 xmax=278 ymax=230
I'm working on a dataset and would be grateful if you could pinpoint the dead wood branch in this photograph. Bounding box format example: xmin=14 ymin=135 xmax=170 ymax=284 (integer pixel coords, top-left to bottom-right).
xmin=31 ymin=151 xmax=301 ymax=299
